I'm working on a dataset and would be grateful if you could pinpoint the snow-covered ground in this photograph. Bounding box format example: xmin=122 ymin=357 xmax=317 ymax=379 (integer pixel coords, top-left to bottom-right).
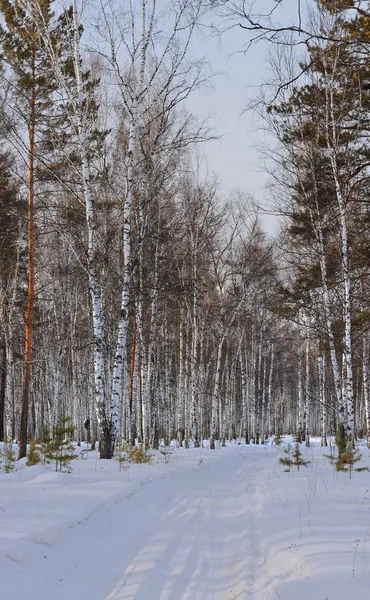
xmin=1 ymin=438 xmax=369 ymax=599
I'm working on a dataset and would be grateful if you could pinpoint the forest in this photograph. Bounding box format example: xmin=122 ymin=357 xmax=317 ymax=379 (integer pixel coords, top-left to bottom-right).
xmin=0 ymin=0 xmax=369 ymax=459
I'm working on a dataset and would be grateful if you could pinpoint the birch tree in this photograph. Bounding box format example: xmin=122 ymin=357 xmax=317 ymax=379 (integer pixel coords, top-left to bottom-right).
xmin=0 ymin=148 xmax=23 ymax=442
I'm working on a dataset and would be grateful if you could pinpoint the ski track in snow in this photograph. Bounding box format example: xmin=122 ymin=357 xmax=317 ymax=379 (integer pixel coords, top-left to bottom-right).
xmin=2 ymin=441 xmax=370 ymax=600
xmin=2 ymin=450 xmax=268 ymax=600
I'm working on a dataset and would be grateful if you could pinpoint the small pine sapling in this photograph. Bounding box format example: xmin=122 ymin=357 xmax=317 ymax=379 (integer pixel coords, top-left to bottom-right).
xmin=44 ymin=415 xmax=78 ymax=472
xmin=80 ymin=447 xmax=89 ymax=460
xmin=274 ymin=432 xmax=282 ymax=447
xmin=80 ymin=445 xmax=90 ymax=460
xmin=115 ymin=443 xmax=129 ymax=471
xmin=295 ymin=431 xmax=302 ymax=444
xmin=40 ymin=426 xmax=52 ymax=465
xmin=279 ymin=443 xmax=310 ymax=472
xmin=336 ymin=443 xmax=369 ymax=478
xmin=160 ymin=444 xmax=172 ymax=464
xmin=1 ymin=441 xmax=15 ymax=473
xmin=279 ymin=443 xmax=293 ymax=471
xmin=324 ymin=440 xmax=336 ymax=466
xmin=4 ymin=448 xmax=15 ymax=472
xmin=27 ymin=440 xmax=41 ymax=466
xmin=292 ymin=443 xmax=310 ymax=471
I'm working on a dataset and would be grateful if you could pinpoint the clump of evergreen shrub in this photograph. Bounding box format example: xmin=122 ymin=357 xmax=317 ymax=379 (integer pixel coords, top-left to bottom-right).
xmin=115 ymin=442 xmax=152 ymax=468
xmin=129 ymin=443 xmax=152 ymax=464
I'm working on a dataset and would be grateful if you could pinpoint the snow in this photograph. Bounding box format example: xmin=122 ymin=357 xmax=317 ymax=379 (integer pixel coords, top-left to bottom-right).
xmin=1 ymin=439 xmax=369 ymax=599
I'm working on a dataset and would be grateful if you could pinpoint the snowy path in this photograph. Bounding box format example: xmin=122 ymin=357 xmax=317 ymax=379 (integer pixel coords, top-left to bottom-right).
xmin=3 ymin=449 xmax=267 ymax=600
xmin=3 ymin=442 xmax=370 ymax=600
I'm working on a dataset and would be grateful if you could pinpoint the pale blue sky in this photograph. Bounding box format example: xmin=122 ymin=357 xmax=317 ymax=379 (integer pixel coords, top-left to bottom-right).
xmin=187 ymin=1 xmax=302 ymax=236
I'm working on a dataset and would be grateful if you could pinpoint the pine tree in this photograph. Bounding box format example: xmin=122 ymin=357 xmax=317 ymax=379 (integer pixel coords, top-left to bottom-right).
xmin=27 ymin=440 xmax=41 ymax=466
xmin=334 ymin=424 xmax=369 ymax=477
xmin=43 ymin=415 xmax=77 ymax=472
xmin=279 ymin=442 xmax=310 ymax=471
xmin=266 ymin=2 xmax=370 ymax=444
xmin=0 ymin=0 xmax=75 ymax=458
xmin=1 ymin=440 xmax=15 ymax=472
xmin=335 ymin=443 xmax=368 ymax=478
xmin=279 ymin=443 xmax=293 ymax=471
xmin=292 ymin=443 xmax=310 ymax=471
xmin=274 ymin=432 xmax=282 ymax=446
xmin=115 ymin=443 xmax=128 ymax=471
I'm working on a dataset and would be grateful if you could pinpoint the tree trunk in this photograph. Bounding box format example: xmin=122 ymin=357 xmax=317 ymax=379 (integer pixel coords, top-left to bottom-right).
xmin=324 ymin=73 xmax=354 ymax=439
xmin=305 ymin=315 xmax=311 ymax=447
xmin=210 ymin=336 xmax=224 ymax=449
xmin=190 ymin=258 xmax=199 ymax=447
xmin=177 ymin=306 xmax=185 ymax=446
xmin=110 ymin=103 xmax=136 ymax=448
xmin=240 ymin=346 xmax=248 ymax=444
xmin=297 ymin=332 xmax=303 ymax=442
xmin=318 ymin=355 xmax=327 ymax=447
xmin=19 ymin=53 xmax=36 ymax=460
xmin=363 ymin=333 xmax=370 ymax=448
xmin=148 ymin=237 xmax=159 ymax=449
xmin=72 ymin=0 xmax=112 ymax=457
xmin=267 ymin=344 xmax=274 ymax=438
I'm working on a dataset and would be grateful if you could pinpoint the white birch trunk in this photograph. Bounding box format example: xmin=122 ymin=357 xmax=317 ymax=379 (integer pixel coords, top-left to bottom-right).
xmin=324 ymin=65 xmax=354 ymax=439
xmin=224 ymin=357 xmax=232 ymax=443
xmin=317 ymin=228 xmax=345 ymax=425
xmin=210 ymin=335 xmax=224 ymax=449
xmin=297 ymin=333 xmax=304 ymax=441
xmin=137 ymin=210 xmax=147 ymax=446
xmin=267 ymin=344 xmax=274 ymax=438
xmin=240 ymin=347 xmax=248 ymax=443
xmin=305 ymin=315 xmax=311 ymax=447
xmin=163 ymin=315 xmax=171 ymax=444
xmin=363 ymin=333 xmax=370 ymax=448
xmin=256 ymin=336 xmax=263 ymax=445
xmin=4 ymin=331 xmax=14 ymax=442
xmin=318 ymin=355 xmax=327 ymax=446
xmin=177 ymin=306 xmax=185 ymax=445
xmin=148 ymin=236 xmax=159 ymax=448
xmin=184 ymin=309 xmax=191 ymax=446
xmin=249 ymin=339 xmax=256 ymax=443
xmin=229 ymin=363 xmax=236 ymax=441
xmin=134 ymin=318 xmax=142 ymax=443
xmin=110 ymin=103 xmax=136 ymax=445
xmin=72 ymin=0 xmax=110 ymax=455
xmin=304 ymin=133 xmax=345 ymax=430
xmin=190 ymin=259 xmax=199 ymax=447
xmin=3 ymin=259 xmax=19 ymax=443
